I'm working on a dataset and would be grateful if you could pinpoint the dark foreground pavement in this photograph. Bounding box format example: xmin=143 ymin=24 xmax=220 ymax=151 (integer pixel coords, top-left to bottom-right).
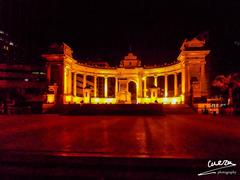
xmin=0 ymin=114 xmax=240 ymax=179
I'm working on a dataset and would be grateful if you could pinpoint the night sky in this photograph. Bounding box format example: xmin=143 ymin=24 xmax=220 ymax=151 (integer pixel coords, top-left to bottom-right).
xmin=1 ymin=0 xmax=240 ymax=77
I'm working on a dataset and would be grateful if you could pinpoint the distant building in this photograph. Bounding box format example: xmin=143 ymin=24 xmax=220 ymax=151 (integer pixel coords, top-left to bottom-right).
xmin=42 ymin=35 xmax=210 ymax=105
xmin=0 ymin=30 xmax=22 ymax=63
xmin=0 ymin=30 xmax=46 ymax=105
xmin=0 ymin=64 xmax=47 ymax=104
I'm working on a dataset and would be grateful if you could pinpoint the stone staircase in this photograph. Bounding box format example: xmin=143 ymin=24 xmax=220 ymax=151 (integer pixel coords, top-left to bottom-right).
xmin=163 ymin=104 xmax=196 ymax=114
xmin=44 ymin=104 xmax=196 ymax=115
xmin=60 ymin=104 xmax=165 ymax=115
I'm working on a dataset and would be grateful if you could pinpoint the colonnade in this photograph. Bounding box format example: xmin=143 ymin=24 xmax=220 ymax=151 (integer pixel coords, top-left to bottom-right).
xmin=143 ymin=73 xmax=180 ymax=98
xmin=64 ymin=69 xmax=118 ymax=98
xmin=64 ymin=69 xmax=183 ymax=99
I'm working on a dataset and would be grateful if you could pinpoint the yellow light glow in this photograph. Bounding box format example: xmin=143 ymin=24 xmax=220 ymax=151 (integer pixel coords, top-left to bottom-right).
xmin=137 ymin=96 xmax=182 ymax=104
xmin=181 ymin=94 xmax=184 ymax=104
xmin=95 ymin=98 xmax=99 ymax=103
xmin=106 ymin=98 xmax=113 ymax=103
xmin=73 ymin=96 xmax=82 ymax=104
xmin=163 ymin=97 xmax=168 ymax=104
xmin=65 ymin=95 xmax=72 ymax=103
xmin=164 ymin=92 xmax=168 ymax=97
xmin=91 ymin=98 xmax=116 ymax=104
xmin=47 ymin=94 xmax=55 ymax=104
xmin=171 ymin=98 xmax=177 ymax=104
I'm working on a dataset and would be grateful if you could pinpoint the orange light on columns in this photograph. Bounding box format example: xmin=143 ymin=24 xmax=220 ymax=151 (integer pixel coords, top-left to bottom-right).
xmin=104 ymin=77 xmax=108 ymax=98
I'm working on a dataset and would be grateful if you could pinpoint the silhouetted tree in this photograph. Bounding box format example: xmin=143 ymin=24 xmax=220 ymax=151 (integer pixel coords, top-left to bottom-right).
xmin=212 ymin=73 xmax=240 ymax=106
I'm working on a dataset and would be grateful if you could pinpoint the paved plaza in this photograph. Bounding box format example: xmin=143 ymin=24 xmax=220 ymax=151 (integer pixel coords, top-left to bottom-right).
xmin=0 ymin=114 xmax=239 ymax=158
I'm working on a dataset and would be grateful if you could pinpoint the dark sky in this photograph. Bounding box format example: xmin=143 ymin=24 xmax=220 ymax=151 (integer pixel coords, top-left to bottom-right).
xmin=1 ymin=0 xmax=240 ymax=75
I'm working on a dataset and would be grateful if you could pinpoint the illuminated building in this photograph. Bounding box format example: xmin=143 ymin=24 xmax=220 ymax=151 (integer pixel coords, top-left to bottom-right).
xmin=42 ymin=37 xmax=210 ymax=105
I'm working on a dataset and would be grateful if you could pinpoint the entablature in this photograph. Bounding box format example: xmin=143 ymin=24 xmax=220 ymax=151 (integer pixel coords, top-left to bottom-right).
xmin=68 ymin=60 xmax=182 ymax=77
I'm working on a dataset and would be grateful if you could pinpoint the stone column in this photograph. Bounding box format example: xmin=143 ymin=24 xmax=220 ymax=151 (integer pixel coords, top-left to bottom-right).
xmin=187 ymin=66 xmax=190 ymax=93
xmin=94 ymin=76 xmax=97 ymax=97
xmin=174 ymin=73 xmax=178 ymax=96
xmin=83 ymin=74 xmax=86 ymax=89
xmin=181 ymin=68 xmax=185 ymax=95
xmin=154 ymin=76 xmax=158 ymax=87
xmin=104 ymin=76 xmax=108 ymax=98
xmin=64 ymin=67 xmax=67 ymax=94
xmin=143 ymin=77 xmax=147 ymax=97
xmin=138 ymin=76 xmax=142 ymax=98
xmin=73 ymin=72 xmax=77 ymax=96
xmin=115 ymin=77 xmax=118 ymax=97
xmin=164 ymin=75 xmax=168 ymax=97
xmin=68 ymin=70 xmax=72 ymax=94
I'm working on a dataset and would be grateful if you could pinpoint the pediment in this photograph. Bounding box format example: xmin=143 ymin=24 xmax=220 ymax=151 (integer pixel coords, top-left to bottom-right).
xmin=186 ymin=38 xmax=205 ymax=48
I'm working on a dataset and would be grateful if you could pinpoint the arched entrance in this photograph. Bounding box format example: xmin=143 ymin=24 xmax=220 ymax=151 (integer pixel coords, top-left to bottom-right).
xmin=128 ymin=81 xmax=137 ymax=104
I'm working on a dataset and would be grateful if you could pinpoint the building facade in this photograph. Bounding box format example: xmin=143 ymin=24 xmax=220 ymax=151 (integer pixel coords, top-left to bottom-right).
xmin=42 ymin=37 xmax=210 ymax=105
